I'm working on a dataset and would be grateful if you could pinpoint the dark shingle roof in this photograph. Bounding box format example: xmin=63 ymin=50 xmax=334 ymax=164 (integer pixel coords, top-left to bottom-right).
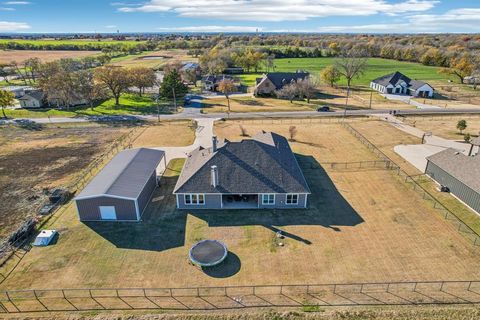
xmin=18 ymin=90 xmax=44 ymax=101
xmin=371 ymin=71 xmax=411 ymax=87
xmin=263 ymin=72 xmax=309 ymax=90
xmin=427 ymin=148 xmax=480 ymax=194
xmin=174 ymin=132 xmax=310 ymax=194
xmin=76 ymin=148 xmax=164 ymax=200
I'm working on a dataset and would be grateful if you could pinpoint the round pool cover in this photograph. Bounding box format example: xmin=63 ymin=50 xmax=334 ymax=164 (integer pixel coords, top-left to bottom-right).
xmin=189 ymin=240 xmax=228 ymax=267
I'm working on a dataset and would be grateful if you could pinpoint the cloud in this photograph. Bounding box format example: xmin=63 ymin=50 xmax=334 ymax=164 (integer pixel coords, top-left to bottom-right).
xmin=3 ymin=1 xmax=30 ymax=4
xmin=0 ymin=21 xmax=30 ymax=31
xmin=118 ymin=0 xmax=438 ymax=21
xmin=156 ymin=25 xmax=262 ymax=32
xmin=0 ymin=7 xmax=14 ymax=10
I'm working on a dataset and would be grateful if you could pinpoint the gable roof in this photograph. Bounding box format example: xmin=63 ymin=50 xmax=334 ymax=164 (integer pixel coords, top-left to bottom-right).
xmin=18 ymin=90 xmax=44 ymax=102
xmin=371 ymin=71 xmax=411 ymax=87
xmin=202 ymin=74 xmax=234 ymax=84
xmin=174 ymin=132 xmax=310 ymax=194
xmin=427 ymin=148 xmax=480 ymax=194
xmin=259 ymin=72 xmax=309 ymax=90
xmin=76 ymin=148 xmax=164 ymax=200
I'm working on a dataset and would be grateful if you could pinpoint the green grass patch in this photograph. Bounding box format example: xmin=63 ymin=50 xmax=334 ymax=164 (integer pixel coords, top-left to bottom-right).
xmin=164 ymin=158 xmax=185 ymax=177
xmin=5 ymin=94 xmax=177 ymax=118
xmin=237 ymin=57 xmax=450 ymax=87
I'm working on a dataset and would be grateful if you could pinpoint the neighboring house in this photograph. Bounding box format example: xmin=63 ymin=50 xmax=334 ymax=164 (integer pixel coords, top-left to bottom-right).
xmin=425 ymin=148 xmax=480 ymax=214
xmin=180 ymin=62 xmax=201 ymax=81
xmin=2 ymin=85 xmax=35 ymax=98
xmin=254 ymin=72 xmax=310 ymax=96
xmin=75 ymin=148 xmax=165 ymax=222
xmin=464 ymin=76 xmax=479 ymax=85
xmin=370 ymin=71 xmax=434 ymax=98
xmin=202 ymin=74 xmax=237 ymax=92
xmin=223 ymin=67 xmax=244 ymax=74
xmin=174 ymin=131 xmax=311 ymax=209
xmin=17 ymin=90 xmax=45 ymax=108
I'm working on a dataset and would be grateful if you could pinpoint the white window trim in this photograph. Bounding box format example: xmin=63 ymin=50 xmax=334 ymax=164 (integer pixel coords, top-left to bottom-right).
xmin=184 ymin=193 xmax=205 ymax=205
xmin=286 ymin=193 xmax=299 ymax=205
xmin=261 ymin=194 xmax=275 ymax=205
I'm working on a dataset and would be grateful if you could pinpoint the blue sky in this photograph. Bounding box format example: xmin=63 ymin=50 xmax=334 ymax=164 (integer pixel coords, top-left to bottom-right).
xmin=0 ymin=1 xmax=479 ymax=33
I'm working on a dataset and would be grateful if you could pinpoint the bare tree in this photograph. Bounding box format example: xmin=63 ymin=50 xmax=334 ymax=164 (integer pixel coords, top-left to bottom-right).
xmin=239 ymin=125 xmax=248 ymax=137
xmin=275 ymin=82 xmax=297 ymax=103
xmin=296 ymin=77 xmax=318 ymax=103
xmin=334 ymin=50 xmax=368 ymax=88
xmin=288 ymin=126 xmax=298 ymax=141
xmin=129 ymin=67 xmax=156 ymax=96
xmin=218 ymin=79 xmax=236 ymax=115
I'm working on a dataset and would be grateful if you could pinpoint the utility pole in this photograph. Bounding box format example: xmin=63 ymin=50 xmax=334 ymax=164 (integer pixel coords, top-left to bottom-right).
xmin=172 ymin=86 xmax=177 ymax=113
xmin=343 ymin=86 xmax=350 ymax=120
xmin=155 ymin=95 xmax=160 ymax=122
xmin=369 ymin=90 xmax=373 ymax=109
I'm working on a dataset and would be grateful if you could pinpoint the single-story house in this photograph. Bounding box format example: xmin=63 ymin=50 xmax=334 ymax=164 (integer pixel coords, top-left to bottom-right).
xmin=3 ymin=85 xmax=35 ymax=98
xmin=370 ymin=72 xmax=434 ymax=98
xmin=17 ymin=90 xmax=45 ymax=108
xmin=173 ymin=131 xmax=311 ymax=209
xmin=202 ymin=75 xmax=238 ymax=92
xmin=180 ymin=62 xmax=201 ymax=79
xmin=425 ymin=148 xmax=480 ymax=214
xmin=75 ymin=148 xmax=165 ymax=221
xmin=254 ymin=72 xmax=310 ymax=96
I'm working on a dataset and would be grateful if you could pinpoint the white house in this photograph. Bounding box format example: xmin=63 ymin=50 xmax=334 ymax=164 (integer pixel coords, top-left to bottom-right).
xmin=17 ymin=90 xmax=45 ymax=108
xmin=370 ymin=72 xmax=434 ymax=98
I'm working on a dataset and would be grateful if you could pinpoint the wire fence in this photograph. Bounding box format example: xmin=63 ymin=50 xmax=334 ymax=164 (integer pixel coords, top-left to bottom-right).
xmin=342 ymin=122 xmax=480 ymax=247
xmin=300 ymin=160 xmax=397 ymax=171
xmin=0 ymin=124 xmax=149 ymax=284
xmin=0 ymin=280 xmax=479 ymax=313
xmin=220 ymin=117 xmax=370 ymax=126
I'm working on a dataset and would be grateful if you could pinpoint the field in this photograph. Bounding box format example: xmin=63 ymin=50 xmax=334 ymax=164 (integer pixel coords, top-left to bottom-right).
xmin=4 ymin=93 xmax=177 ymax=118
xmin=201 ymin=96 xmax=316 ymax=113
xmin=0 ymin=39 xmax=146 ymax=49
xmin=0 ymin=50 xmax=100 ymax=64
xmin=237 ymin=57 xmax=448 ymax=87
xmin=109 ymin=49 xmax=196 ymax=69
xmin=401 ymin=115 xmax=480 ymax=140
xmin=0 ymin=122 xmax=131 ymax=238
xmin=2 ymin=119 xmax=480 ymax=291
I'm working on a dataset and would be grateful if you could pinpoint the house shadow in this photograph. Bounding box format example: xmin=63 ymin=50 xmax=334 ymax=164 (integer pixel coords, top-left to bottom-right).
xmin=190 ymin=154 xmax=364 ymax=244
xmin=84 ymin=176 xmax=187 ymax=252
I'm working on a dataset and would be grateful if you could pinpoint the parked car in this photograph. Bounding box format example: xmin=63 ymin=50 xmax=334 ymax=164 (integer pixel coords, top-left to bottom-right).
xmin=317 ymin=106 xmax=330 ymax=112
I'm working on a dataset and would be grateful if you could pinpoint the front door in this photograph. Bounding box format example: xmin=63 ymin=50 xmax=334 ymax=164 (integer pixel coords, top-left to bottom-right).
xmin=99 ymin=206 xmax=117 ymax=220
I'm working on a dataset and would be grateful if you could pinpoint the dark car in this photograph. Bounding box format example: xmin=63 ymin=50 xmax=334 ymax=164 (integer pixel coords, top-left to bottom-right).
xmin=317 ymin=106 xmax=330 ymax=112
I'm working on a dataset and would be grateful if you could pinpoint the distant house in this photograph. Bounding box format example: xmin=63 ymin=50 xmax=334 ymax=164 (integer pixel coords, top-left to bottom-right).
xmin=180 ymin=62 xmax=201 ymax=80
xmin=254 ymin=72 xmax=309 ymax=96
xmin=370 ymin=72 xmax=434 ymax=98
xmin=425 ymin=148 xmax=480 ymax=214
xmin=2 ymin=85 xmax=35 ymax=98
xmin=75 ymin=148 xmax=165 ymax=221
xmin=223 ymin=67 xmax=244 ymax=74
xmin=202 ymin=75 xmax=238 ymax=92
xmin=17 ymin=90 xmax=45 ymax=108
xmin=173 ymin=131 xmax=311 ymax=209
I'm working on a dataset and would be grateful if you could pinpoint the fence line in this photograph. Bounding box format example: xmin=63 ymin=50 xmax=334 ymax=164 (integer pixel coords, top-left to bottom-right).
xmin=300 ymin=160 xmax=396 ymax=171
xmin=0 ymin=280 xmax=479 ymax=313
xmin=0 ymin=124 xmax=149 ymax=284
xmin=222 ymin=117 xmax=370 ymax=126
xmin=342 ymin=122 xmax=480 ymax=247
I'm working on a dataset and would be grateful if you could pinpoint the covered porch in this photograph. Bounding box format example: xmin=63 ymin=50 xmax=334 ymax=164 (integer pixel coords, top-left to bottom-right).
xmin=222 ymin=194 xmax=258 ymax=209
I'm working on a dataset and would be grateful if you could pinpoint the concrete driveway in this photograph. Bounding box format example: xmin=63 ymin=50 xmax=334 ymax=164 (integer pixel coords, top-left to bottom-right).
xmin=382 ymin=93 xmax=440 ymax=109
xmin=155 ymin=118 xmax=218 ymax=174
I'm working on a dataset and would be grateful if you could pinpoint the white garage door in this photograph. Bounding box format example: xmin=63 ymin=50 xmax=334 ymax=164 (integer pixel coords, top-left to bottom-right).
xmin=99 ymin=206 xmax=117 ymax=220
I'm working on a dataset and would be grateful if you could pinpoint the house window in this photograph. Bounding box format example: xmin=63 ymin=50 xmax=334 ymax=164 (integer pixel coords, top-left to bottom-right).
xmin=286 ymin=194 xmax=299 ymax=205
xmin=184 ymin=194 xmax=205 ymax=205
xmin=262 ymin=194 xmax=275 ymax=205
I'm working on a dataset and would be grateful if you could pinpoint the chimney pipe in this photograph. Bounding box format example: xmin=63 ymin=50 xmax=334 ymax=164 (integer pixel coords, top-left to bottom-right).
xmin=212 ymin=136 xmax=218 ymax=152
xmin=211 ymin=165 xmax=218 ymax=188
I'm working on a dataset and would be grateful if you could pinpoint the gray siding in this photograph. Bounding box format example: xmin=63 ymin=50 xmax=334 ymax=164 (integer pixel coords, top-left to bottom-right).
xmin=426 ymin=161 xmax=480 ymax=213
xmin=75 ymin=196 xmax=137 ymax=221
xmin=176 ymin=193 xmax=307 ymax=209
xmin=137 ymin=171 xmax=157 ymax=217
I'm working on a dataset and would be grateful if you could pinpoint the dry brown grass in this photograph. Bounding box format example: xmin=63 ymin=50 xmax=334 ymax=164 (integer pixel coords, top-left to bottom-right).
xmin=202 ymin=97 xmax=316 ymax=113
xmin=132 ymin=121 xmax=195 ymax=148
xmin=0 ymin=123 xmax=130 ymax=238
xmin=402 ymin=115 xmax=480 ymax=140
xmin=3 ymin=120 xmax=480 ymax=291
xmin=0 ymin=50 xmax=100 ymax=64
xmin=111 ymin=49 xmax=195 ymax=68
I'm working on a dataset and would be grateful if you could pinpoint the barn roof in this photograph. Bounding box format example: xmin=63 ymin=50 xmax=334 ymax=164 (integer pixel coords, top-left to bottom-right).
xmin=76 ymin=148 xmax=164 ymax=200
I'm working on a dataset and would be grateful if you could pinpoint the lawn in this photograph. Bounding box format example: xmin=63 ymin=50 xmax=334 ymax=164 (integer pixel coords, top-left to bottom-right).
xmin=3 ymin=120 xmax=480 ymax=290
xmin=0 ymin=122 xmax=131 ymax=238
xmin=132 ymin=121 xmax=196 ymax=148
xmin=237 ymin=57 xmax=448 ymax=87
xmin=201 ymin=96 xmax=317 ymax=113
xmin=401 ymin=115 xmax=480 ymax=140
xmin=4 ymin=94 xmax=177 ymax=118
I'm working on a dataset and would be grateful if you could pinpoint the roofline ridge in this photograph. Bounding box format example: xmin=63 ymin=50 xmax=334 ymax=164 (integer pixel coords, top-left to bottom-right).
xmin=104 ymin=148 xmax=142 ymax=195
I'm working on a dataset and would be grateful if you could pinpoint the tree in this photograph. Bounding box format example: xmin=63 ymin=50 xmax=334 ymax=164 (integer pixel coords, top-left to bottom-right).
xmin=37 ymin=61 xmax=78 ymax=110
xmin=94 ymin=66 xmax=131 ymax=106
xmin=75 ymin=70 xmax=108 ymax=110
xmin=464 ymin=133 xmax=471 ymax=143
xmin=288 ymin=126 xmax=297 ymax=141
xmin=265 ymin=54 xmax=275 ymax=72
xmin=334 ymin=51 xmax=368 ymax=88
xmin=129 ymin=67 xmax=156 ymax=96
xmin=320 ymin=65 xmax=341 ymax=87
xmin=160 ymin=69 xmax=188 ymax=111
xmin=24 ymin=57 xmax=41 ymax=83
xmin=217 ymin=79 xmax=236 ymax=115
xmin=440 ymin=54 xmax=474 ymax=84
xmin=296 ymin=78 xmax=317 ymax=103
xmin=457 ymin=119 xmax=467 ymax=134
xmin=239 ymin=125 xmax=248 ymax=137
xmin=275 ymin=82 xmax=297 ymax=103
xmin=0 ymin=89 xmax=14 ymax=118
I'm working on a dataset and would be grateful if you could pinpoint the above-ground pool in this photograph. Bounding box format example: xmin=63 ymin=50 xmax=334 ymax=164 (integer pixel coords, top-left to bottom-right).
xmin=189 ymin=240 xmax=228 ymax=267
